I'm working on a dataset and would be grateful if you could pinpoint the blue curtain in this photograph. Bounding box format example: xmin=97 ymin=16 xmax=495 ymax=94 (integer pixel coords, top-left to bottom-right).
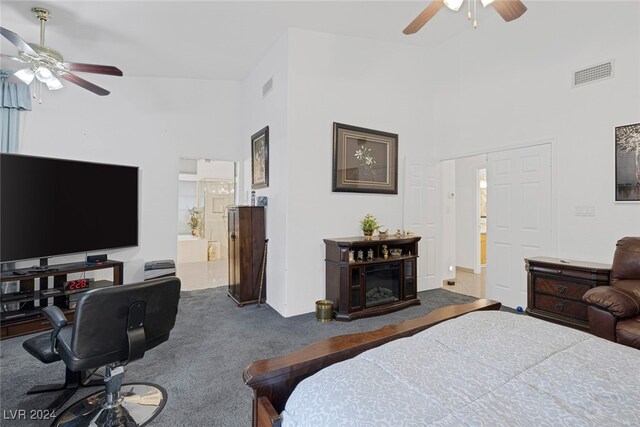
xmin=1 ymin=70 xmax=32 ymax=153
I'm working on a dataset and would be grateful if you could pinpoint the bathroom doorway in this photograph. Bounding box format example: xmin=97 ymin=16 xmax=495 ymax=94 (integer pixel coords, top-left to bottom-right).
xmin=446 ymin=155 xmax=487 ymax=299
xmin=177 ymin=158 xmax=237 ymax=291
xmin=478 ymin=168 xmax=487 ymax=269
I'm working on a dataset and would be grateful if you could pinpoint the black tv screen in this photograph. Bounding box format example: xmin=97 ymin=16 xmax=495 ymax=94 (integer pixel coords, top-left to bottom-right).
xmin=0 ymin=153 xmax=138 ymax=263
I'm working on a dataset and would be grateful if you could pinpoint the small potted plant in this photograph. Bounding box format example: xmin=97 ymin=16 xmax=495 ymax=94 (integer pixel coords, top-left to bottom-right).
xmin=360 ymin=213 xmax=382 ymax=240
xmin=188 ymin=207 xmax=201 ymax=236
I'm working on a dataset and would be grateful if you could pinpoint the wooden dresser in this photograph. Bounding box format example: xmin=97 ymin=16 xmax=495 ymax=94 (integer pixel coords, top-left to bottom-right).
xmin=525 ymin=257 xmax=611 ymax=330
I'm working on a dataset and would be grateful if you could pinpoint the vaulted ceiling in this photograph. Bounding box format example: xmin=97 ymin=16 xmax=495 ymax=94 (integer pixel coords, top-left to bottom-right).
xmin=0 ymin=1 xmax=529 ymax=81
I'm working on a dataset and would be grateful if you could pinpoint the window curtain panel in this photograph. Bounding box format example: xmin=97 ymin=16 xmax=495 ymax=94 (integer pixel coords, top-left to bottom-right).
xmin=0 ymin=71 xmax=31 ymax=306
xmin=1 ymin=70 xmax=32 ymax=153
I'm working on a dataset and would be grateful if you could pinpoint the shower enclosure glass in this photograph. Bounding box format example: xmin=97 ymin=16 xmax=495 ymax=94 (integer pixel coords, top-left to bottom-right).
xmin=196 ymin=179 xmax=234 ymax=261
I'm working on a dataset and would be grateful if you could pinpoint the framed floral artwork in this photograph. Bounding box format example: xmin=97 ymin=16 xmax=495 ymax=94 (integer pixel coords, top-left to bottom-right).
xmin=251 ymin=126 xmax=269 ymax=189
xmin=615 ymin=122 xmax=640 ymax=202
xmin=332 ymin=122 xmax=398 ymax=194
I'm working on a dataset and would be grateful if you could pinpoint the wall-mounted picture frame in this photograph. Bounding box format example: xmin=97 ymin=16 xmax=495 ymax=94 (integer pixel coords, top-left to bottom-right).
xmin=332 ymin=122 xmax=398 ymax=194
xmin=251 ymin=126 xmax=269 ymax=189
xmin=615 ymin=122 xmax=640 ymax=202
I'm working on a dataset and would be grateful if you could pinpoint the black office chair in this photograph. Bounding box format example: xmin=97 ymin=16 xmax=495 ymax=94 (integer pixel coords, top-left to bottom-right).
xmin=22 ymin=277 xmax=181 ymax=427
xmin=22 ymin=334 xmax=104 ymax=410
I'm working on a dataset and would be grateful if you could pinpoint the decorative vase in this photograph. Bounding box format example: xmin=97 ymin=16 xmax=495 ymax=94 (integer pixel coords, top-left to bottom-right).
xmin=363 ymin=229 xmax=373 ymax=240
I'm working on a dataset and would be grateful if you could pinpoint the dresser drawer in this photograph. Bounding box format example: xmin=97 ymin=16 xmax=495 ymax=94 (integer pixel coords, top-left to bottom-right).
xmin=534 ymin=277 xmax=591 ymax=300
xmin=534 ymin=294 xmax=588 ymax=322
xmin=529 ymin=265 xmax=606 ymax=282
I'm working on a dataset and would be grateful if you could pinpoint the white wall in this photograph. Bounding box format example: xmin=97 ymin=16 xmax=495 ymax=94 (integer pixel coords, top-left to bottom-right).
xmin=17 ymin=76 xmax=242 ymax=282
xmin=283 ymin=29 xmax=435 ymax=316
xmin=455 ymin=155 xmax=487 ymax=270
xmin=240 ymin=32 xmax=290 ymax=315
xmin=434 ymin=1 xmax=640 ymax=265
xmin=238 ymin=29 xmax=438 ymax=317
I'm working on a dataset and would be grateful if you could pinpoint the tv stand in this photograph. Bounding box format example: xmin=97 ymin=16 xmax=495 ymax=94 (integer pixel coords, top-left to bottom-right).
xmin=26 ymin=265 xmax=58 ymax=273
xmin=0 ymin=260 xmax=123 ymax=339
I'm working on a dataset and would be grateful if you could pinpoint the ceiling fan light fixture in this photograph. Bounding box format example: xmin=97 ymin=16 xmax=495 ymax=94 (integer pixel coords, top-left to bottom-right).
xmin=44 ymin=75 xmax=63 ymax=90
xmin=33 ymin=66 xmax=63 ymax=90
xmin=0 ymin=6 xmax=122 ymax=98
xmin=444 ymin=0 xmax=465 ymax=11
xmin=35 ymin=66 xmax=53 ymax=81
xmin=14 ymin=68 xmax=35 ymax=84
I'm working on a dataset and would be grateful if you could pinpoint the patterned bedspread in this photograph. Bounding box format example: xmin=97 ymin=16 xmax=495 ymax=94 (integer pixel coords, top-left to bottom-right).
xmin=281 ymin=311 xmax=640 ymax=426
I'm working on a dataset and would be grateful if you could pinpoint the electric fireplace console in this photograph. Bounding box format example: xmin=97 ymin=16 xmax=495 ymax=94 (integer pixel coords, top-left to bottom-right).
xmin=324 ymin=235 xmax=421 ymax=321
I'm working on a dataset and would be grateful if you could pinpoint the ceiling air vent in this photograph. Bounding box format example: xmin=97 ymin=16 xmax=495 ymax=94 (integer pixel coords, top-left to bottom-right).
xmin=572 ymin=60 xmax=614 ymax=88
xmin=262 ymin=77 xmax=273 ymax=98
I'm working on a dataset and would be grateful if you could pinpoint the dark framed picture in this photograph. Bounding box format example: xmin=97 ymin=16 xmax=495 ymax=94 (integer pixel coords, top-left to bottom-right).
xmin=615 ymin=122 xmax=640 ymax=202
xmin=251 ymin=126 xmax=269 ymax=189
xmin=332 ymin=122 xmax=398 ymax=194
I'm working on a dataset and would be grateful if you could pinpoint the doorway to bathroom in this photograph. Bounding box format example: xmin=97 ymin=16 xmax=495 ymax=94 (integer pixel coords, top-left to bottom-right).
xmin=177 ymin=158 xmax=237 ymax=291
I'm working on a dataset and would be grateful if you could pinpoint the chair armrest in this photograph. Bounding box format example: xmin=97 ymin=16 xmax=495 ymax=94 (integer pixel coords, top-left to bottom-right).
xmin=41 ymin=305 xmax=67 ymax=354
xmin=586 ymin=306 xmax=617 ymax=341
xmin=583 ymin=286 xmax=640 ymax=318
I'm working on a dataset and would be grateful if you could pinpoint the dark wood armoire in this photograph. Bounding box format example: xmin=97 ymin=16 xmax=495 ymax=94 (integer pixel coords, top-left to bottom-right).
xmin=227 ymin=206 xmax=266 ymax=306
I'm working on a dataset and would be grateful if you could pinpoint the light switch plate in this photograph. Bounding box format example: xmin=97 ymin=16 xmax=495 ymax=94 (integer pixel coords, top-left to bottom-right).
xmin=574 ymin=205 xmax=595 ymax=217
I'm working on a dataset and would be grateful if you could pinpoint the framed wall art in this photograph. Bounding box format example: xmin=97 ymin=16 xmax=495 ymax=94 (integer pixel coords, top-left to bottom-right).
xmin=251 ymin=126 xmax=269 ymax=189
xmin=332 ymin=122 xmax=398 ymax=194
xmin=615 ymin=122 xmax=640 ymax=202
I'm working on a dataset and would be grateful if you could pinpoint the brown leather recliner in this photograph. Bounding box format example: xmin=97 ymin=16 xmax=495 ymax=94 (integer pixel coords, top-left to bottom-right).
xmin=582 ymin=237 xmax=640 ymax=349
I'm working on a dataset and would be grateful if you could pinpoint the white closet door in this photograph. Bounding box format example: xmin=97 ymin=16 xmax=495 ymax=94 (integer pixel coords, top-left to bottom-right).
xmin=486 ymin=144 xmax=552 ymax=309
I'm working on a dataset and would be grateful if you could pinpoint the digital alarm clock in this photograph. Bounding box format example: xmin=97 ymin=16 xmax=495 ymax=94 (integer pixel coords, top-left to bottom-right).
xmin=64 ymin=278 xmax=92 ymax=291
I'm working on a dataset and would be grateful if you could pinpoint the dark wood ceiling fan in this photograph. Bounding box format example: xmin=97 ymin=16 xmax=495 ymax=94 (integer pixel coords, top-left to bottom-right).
xmin=0 ymin=7 xmax=122 ymax=96
xmin=403 ymin=0 xmax=527 ymax=35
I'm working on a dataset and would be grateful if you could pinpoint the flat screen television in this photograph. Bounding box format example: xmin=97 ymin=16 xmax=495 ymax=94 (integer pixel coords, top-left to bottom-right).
xmin=0 ymin=153 xmax=139 ymax=263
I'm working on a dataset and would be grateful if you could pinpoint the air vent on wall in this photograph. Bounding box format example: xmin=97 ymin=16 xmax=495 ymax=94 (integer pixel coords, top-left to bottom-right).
xmin=262 ymin=77 xmax=273 ymax=98
xmin=572 ymin=60 xmax=614 ymax=88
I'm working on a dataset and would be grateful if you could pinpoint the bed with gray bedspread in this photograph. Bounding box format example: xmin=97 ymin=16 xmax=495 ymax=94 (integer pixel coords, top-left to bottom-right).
xmin=281 ymin=311 xmax=640 ymax=426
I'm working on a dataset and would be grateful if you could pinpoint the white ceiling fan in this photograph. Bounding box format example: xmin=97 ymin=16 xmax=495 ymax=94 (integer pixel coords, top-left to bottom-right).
xmin=0 ymin=7 xmax=122 ymax=97
xmin=403 ymin=0 xmax=527 ymax=34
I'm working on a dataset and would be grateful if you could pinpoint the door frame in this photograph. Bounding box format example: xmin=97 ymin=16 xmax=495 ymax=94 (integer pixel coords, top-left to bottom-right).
xmin=474 ymin=167 xmax=484 ymax=274
xmin=439 ymin=138 xmax=557 ymax=301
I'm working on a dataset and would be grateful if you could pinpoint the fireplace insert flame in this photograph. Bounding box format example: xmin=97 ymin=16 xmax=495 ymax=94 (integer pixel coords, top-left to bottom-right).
xmin=364 ymin=262 xmax=400 ymax=308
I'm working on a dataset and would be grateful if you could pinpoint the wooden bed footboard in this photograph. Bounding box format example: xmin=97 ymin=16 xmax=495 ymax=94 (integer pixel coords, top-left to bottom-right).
xmin=243 ymin=299 xmax=501 ymax=427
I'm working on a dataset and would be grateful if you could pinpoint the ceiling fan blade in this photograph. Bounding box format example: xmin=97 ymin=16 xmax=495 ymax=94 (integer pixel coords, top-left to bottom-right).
xmin=403 ymin=0 xmax=445 ymax=35
xmin=0 ymin=54 xmax=29 ymax=81
xmin=0 ymin=27 xmax=38 ymax=56
xmin=63 ymin=62 xmax=123 ymax=76
xmin=0 ymin=52 xmax=28 ymax=64
xmin=58 ymin=72 xmax=110 ymax=96
xmin=491 ymin=0 xmax=527 ymax=22
xmin=0 ymin=53 xmax=29 ymax=71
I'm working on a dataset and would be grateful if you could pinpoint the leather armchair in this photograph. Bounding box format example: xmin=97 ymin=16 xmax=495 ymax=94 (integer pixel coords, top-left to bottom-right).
xmin=583 ymin=237 xmax=640 ymax=349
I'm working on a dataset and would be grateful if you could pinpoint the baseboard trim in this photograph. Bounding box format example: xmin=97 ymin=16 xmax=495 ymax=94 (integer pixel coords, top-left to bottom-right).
xmin=456 ymin=266 xmax=474 ymax=273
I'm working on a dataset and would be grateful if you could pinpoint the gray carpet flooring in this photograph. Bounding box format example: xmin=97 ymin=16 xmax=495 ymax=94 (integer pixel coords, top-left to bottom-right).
xmin=1 ymin=287 xmax=488 ymax=426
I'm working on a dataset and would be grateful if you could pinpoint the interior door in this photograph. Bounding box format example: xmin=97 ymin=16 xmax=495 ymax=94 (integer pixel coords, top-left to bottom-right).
xmin=404 ymin=158 xmax=440 ymax=291
xmin=486 ymin=144 xmax=552 ymax=309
